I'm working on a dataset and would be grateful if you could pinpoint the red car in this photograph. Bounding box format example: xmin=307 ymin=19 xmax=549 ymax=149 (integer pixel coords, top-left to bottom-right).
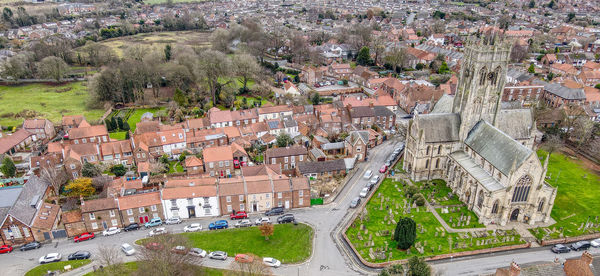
xmin=74 ymin=232 xmax=95 ymax=242
xmin=230 ymin=211 xmax=248 ymax=220
xmin=0 ymin=245 xmax=13 ymax=254
xmin=379 ymin=165 xmax=388 ymax=173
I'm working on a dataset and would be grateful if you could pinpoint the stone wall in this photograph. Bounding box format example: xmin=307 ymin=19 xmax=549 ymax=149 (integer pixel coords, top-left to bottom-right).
xmin=540 ymin=232 xmax=600 ymax=246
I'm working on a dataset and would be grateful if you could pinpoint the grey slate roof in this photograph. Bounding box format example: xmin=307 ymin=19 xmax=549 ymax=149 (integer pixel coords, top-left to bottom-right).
xmin=297 ymin=159 xmax=346 ymax=174
xmin=345 ymin=131 xmax=369 ymax=145
xmin=465 ymin=120 xmax=533 ymax=176
xmin=373 ymin=106 xmax=395 ymax=117
xmin=313 ymin=135 xmax=329 ymax=144
xmin=544 ymin=82 xmax=586 ymax=100
xmin=4 ymin=175 xmax=49 ymax=226
xmin=321 ymin=142 xmax=345 ymax=150
xmin=282 ymin=115 xmax=297 ymax=128
xmin=431 ymin=94 xmax=454 ymax=114
xmin=415 ymin=113 xmax=461 ymax=143
xmin=309 ymin=148 xmax=326 ymax=160
xmin=492 ymin=109 xmax=533 ymax=140
xmin=450 ymin=151 xmax=504 ymax=192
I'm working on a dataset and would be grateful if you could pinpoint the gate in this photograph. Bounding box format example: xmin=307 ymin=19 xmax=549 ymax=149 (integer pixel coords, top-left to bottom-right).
xmin=52 ymin=230 xmax=67 ymax=239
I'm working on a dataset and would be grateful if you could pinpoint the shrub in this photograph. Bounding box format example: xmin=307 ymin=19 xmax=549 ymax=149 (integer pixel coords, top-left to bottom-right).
xmin=404 ymin=185 xmax=418 ymax=198
xmin=394 ymin=217 xmax=416 ymax=250
xmin=110 ymin=164 xmax=127 ymax=177
xmin=414 ymin=194 xmax=426 ymax=206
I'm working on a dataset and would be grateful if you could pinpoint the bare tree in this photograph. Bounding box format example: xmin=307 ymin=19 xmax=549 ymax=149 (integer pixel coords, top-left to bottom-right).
xmin=233 ymin=54 xmax=262 ymax=93
xmin=510 ymin=44 xmax=529 ymax=63
xmin=370 ymin=35 xmax=386 ymax=66
xmin=258 ymin=223 xmax=274 ymax=241
xmin=572 ymin=117 xmax=595 ymax=147
xmin=542 ymin=134 xmax=563 ymax=157
xmin=96 ymin=245 xmax=124 ymax=276
xmin=227 ymin=253 xmax=272 ymax=276
xmin=384 ymin=47 xmax=407 ymax=73
xmin=562 ymin=104 xmax=587 ymax=140
xmin=41 ymin=167 xmax=68 ymax=203
xmin=136 ymin=234 xmax=201 ymax=276
xmin=290 ymin=33 xmax=310 ymax=64
xmin=211 ymin=28 xmax=231 ymax=53
xmin=38 ymin=56 xmax=68 ymax=82
xmin=194 ymin=49 xmax=232 ymax=105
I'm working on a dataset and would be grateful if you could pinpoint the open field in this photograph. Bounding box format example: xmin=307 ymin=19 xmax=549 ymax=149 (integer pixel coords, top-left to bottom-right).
xmin=0 ymin=82 xmax=104 ymax=127
xmin=346 ymin=178 xmax=523 ymax=262
xmin=94 ymin=31 xmax=211 ymax=57
xmin=26 ymin=259 xmax=91 ymax=276
xmin=530 ymin=150 xmax=600 ymax=240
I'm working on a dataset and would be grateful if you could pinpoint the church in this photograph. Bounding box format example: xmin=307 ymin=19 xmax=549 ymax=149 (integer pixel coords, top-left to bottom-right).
xmin=403 ymin=37 xmax=557 ymax=226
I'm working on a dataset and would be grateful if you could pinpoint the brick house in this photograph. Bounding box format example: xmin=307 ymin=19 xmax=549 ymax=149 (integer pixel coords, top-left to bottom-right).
xmin=68 ymin=125 xmax=109 ymax=145
xmin=61 ymin=115 xmax=86 ymax=132
xmin=133 ymin=128 xmax=187 ymax=158
xmin=101 ymin=140 xmax=134 ymax=166
xmin=344 ymin=130 xmax=369 ymax=160
xmin=218 ymin=177 xmax=246 ymax=215
xmin=184 ymin=156 xmax=204 ymax=175
xmin=0 ymin=129 xmax=36 ymax=156
xmin=296 ymin=159 xmax=347 ymax=180
xmin=265 ymin=146 xmax=308 ymax=175
xmin=117 ymin=191 xmax=163 ymax=226
xmin=203 ymin=145 xmax=235 ymax=178
xmin=30 ymin=203 xmax=61 ymax=243
xmin=291 ymin=177 xmax=310 ymax=208
xmin=244 ymin=175 xmax=273 ymax=213
xmin=23 ymin=119 xmax=55 ymax=142
xmin=81 ymin=197 xmax=123 ymax=232
xmin=62 ymin=210 xmax=86 ymax=237
xmin=63 ymin=143 xmax=101 ymax=179
xmin=272 ymin=177 xmax=293 ymax=209
xmin=231 ymin=108 xmax=259 ymax=127
xmin=258 ymin=105 xmax=293 ymax=122
xmin=348 ymin=105 xmax=397 ymax=130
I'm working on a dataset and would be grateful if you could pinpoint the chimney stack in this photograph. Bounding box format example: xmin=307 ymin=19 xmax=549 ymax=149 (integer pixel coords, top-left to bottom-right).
xmin=582 ymin=251 xmax=593 ymax=266
xmin=509 ymin=261 xmax=521 ymax=276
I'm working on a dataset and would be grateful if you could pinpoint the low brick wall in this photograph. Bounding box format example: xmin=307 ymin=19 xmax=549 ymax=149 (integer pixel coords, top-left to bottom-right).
xmin=540 ymin=232 xmax=600 ymax=246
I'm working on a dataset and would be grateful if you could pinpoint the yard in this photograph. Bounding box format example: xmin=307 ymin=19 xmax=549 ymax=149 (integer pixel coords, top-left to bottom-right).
xmin=346 ymin=178 xmax=524 ymax=262
xmin=106 ymin=107 xmax=163 ymax=139
xmin=0 ymin=82 xmax=104 ymax=127
xmin=529 ymin=150 xmax=600 ymax=240
xmin=168 ymin=160 xmax=184 ymax=173
xmin=26 ymin=259 xmax=91 ymax=276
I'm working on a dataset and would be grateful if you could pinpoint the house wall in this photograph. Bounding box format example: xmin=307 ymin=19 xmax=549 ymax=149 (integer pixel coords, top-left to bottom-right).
xmin=0 ymin=215 xmax=34 ymax=246
xmin=205 ymin=160 xmax=234 ymax=178
xmin=273 ymin=190 xmax=293 ymax=209
xmin=247 ymin=192 xmax=273 ymax=213
xmin=82 ymin=208 xmax=123 ymax=232
xmin=219 ymin=194 xmax=246 ymax=215
xmin=64 ymin=221 xmax=87 ymax=237
xmin=120 ymin=203 xmax=164 ymax=226
xmin=161 ymin=197 xmax=219 ymax=219
xmin=267 ymin=154 xmax=307 ymax=175
xmin=292 ymin=189 xmax=310 ymax=208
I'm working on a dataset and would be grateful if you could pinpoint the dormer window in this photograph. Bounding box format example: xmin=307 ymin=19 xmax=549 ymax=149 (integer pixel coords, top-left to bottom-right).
xmin=161 ymin=136 xmax=166 ymax=142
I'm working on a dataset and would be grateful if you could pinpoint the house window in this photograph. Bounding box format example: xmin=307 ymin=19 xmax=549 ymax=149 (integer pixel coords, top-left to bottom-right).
xmin=284 ymin=157 xmax=289 ymax=163
xmin=240 ymin=204 xmax=245 ymax=211
xmin=291 ymin=156 xmax=295 ymax=162
xmin=90 ymin=137 xmax=95 ymax=142
xmin=127 ymin=209 xmax=133 ymax=215
xmin=82 ymin=138 xmax=87 ymax=143
xmin=266 ymin=201 xmax=271 ymax=208
xmin=91 ymin=222 xmax=98 ymax=229
xmin=204 ymin=208 xmax=211 ymax=215
xmin=266 ymin=193 xmax=270 ymax=198
xmin=356 ymin=146 xmax=361 ymax=152
xmin=153 ymin=213 xmax=159 ymax=218
xmin=103 ymin=136 xmax=107 ymax=142
xmin=227 ymin=205 xmax=232 ymax=212
xmin=226 ymin=169 xmax=230 ymax=175
xmin=278 ymin=192 xmax=282 ymax=199
xmin=272 ymin=158 xmax=276 ymax=165
xmin=284 ymin=164 xmax=288 ymax=170
xmin=139 ymin=207 xmax=145 ymax=213
xmin=111 ymin=219 xmax=118 ymax=226
xmin=299 ymin=190 xmax=304 ymax=197
xmin=210 ymin=171 xmax=215 ymax=176
xmin=299 ymin=198 xmax=304 ymax=205
xmin=219 ymin=161 xmax=223 ymax=167
xmin=22 ymin=227 xmax=30 ymax=237
xmin=239 ymin=195 xmax=244 ymax=201
xmin=151 ymin=205 xmax=157 ymax=211
xmin=74 ymin=140 xmax=79 ymax=144
xmin=170 ymin=199 xmax=177 ymax=206
xmin=142 ymin=153 xmax=146 ymax=158
xmin=225 ymin=160 xmax=229 ymax=167
xmin=70 ymin=164 xmax=76 ymax=170
xmin=299 ymin=155 xmax=303 ymax=161
xmin=128 ymin=217 xmax=135 ymax=223
xmin=187 ymin=198 xmax=193 ymax=206
xmin=226 ymin=196 xmax=231 ymax=203
xmin=209 ymin=162 xmax=214 ymax=168
xmin=278 ymin=201 xmax=282 ymax=207
xmin=89 ymin=213 xmax=95 ymax=220
xmin=72 ymin=172 xmax=78 ymax=178
xmin=137 ymin=153 xmax=140 ymax=158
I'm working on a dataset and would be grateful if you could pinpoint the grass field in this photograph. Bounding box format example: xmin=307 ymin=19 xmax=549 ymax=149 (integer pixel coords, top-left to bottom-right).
xmin=26 ymin=259 xmax=91 ymax=276
xmin=530 ymin=150 xmax=600 ymax=240
xmin=0 ymin=82 xmax=104 ymax=127
xmin=109 ymin=131 xmax=127 ymax=140
xmin=83 ymin=261 xmax=227 ymax=276
xmin=346 ymin=178 xmax=523 ymax=262
xmin=93 ymin=31 xmax=211 ymax=57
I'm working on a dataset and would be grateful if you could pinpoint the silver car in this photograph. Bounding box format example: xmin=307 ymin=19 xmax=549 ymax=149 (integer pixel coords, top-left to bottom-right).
xmin=208 ymin=251 xmax=228 ymax=260
xmin=121 ymin=243 xmax=136 ymax=256
xmin=350 ymin=197 xmax=361 ymax=208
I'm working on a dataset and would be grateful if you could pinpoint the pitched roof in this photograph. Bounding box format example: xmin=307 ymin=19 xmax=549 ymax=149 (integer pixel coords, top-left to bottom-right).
xmin=0 ymin=129 xmax=34 ymax=154
xmin=493 ymin=109 xmax=533 ymax=140
xmin=241 ymin=164 xmax=281 ymax=176
xmin=68 ymin=125 xmax=108 ymax=139
xmin=5 ymin=176 xmax=49 ymax=226
xmin=218 ymin=181 xmax=245 ymax=196
xmin=258 ymin=105 xmax=291 ymax=114
xmin=161 ymin=185 xmax=217 ymax=199
xmin=291 ymin=177 xmax=309 ymax=190
xmin=31 ymin=203 xmax=60 ymax=230
xmin=101 ymin=140 xmax=132 ymax=156
xmin=266 ymin=146 xmax=308 ymax=158
xmin=184 ymin=156 xmax=204 ymax=167
xmin=62 ymin=209 xmax=82 ymax=224
xmin=117 ymin=192 xmax=161 ymax=210
xmin=23 ymin=119 xmax=48 ymax=129
xmin=245 ymin=176 xmax=272 ymax=194
xmin=414 ymin=113 xmax=461 ymax=143
xmin=203 ymin=145 xmax=233 ymax=163
xmin=272 ymin=177 xmax=291 ymax=192
xmin=62 ymin=115 xmax=85 ymax=127
xmin=165 ymin=177 xmax=216 ymax=188
xmin=81 ymin=197 xmax=119 ymax=213
xmin=297 ymin=159 xmax=346 ymax=174
xmin=544 ymin=82 xmax=586 ymax=100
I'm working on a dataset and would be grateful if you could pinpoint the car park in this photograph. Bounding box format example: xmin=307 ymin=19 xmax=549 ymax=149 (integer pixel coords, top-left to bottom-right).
xmin=235 ymin=254 xmax=254 ymax=263
xmin=265 ymin=207 xmax=284 ymax=216
xmin=102 ymin=227 xmax=121 ymax=236
xmin=123 ymin=223 xmax=140 ymax=232
xmin=189 ymin=248 xmax=207 ymax=257
xmin=74 ymin=232 xmax=95 ymax=242
xmin=277 ymin=214 xmax=295 ymax=224
xmin=148 ymin=227 xmax=167 ymax=237
xmin=255 ymin=217 xmax=271 ymax=225
xmin=230 ymin=211 xmax=248 ymax=220
xmin=571 ymin=241 xmax=592 ymax=251
xmin=145 ymin=218 xmax=163 ymax=228
xmin=209 ymin=220 xmax=229 ymax=230
xmin=591 ymin=238 xmax=600 ymax=247
xmin=68 ymin=251 xmax=91 ymax=260
xmin=234 ymin=219 xmax=253 ymax=228
xmin=20 ymin=242 xmax=41 ymax=251
xmin=359 ymin=187 xmax=369 ymax=198
xmin=171 ymin=246 xmax=189 ymax=255
xmin=363 ymin=170 xmax=373 ymax=179
xmin=39 ymin=253 xmax=62 ymax=264
xmin=121 ymin=243 xmax=136 ymax=256
xmin=350 ymin=197 xmax=361 ymax=208
xmin=165 ymin=217 xmax=182 ymax=225
xmin=551 ymin=244 xmax=571 ymax=253
xmin=0 ymin=245 xmax=13 ymax=254
xmin=183 ymin=223 xmax=203 ymax=232
xmin=208 ymin=251 xmax=228 ymax=260
xmin=263 ymin=257 xmax=281 ymax=268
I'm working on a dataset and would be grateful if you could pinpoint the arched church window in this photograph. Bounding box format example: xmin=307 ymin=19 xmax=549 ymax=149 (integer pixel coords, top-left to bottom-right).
xmin=477 ymin=190 xmax=484 ymax=209
xmin=491 ymin=200 xmax=499 ymax=214
xmin=493 ymin=66 xmax=502 ymax=86
xmin=487 ymin=72 xmax=496 ymax=85
xmin=426 ymin=146 xmax=430 ymax=155
xmin=511 ymin=175 xmax=533 ymax=202
xmin=479 ymin=68 xmax=487 ymax=85
xmin=425 ymin=159 xmax=429 ymax=169
xmin=538 ymin=198 xmax=545 ymax=212
xmin=435 ymin=159 xmax=440 ymax=169
xmin=437 ymin=146 xmax=442 ymax=155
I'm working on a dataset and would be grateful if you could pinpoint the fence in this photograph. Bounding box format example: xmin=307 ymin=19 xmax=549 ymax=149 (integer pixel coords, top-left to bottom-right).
xmin=310 ymin=198 xmax=324 ymax=205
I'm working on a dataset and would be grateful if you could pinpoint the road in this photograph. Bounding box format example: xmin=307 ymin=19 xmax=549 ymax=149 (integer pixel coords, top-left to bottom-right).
xmin=3 ymin=138 xmax=402 ymax=276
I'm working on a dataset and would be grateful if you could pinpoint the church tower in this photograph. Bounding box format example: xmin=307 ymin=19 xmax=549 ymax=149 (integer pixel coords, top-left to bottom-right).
xmin=452 ymin=36 xmax=512 ymax=142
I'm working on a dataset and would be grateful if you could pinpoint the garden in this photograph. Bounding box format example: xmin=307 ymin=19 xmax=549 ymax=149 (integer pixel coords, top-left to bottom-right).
xmin=345 ymin=178 xmax=524 ymax=263
xmin=529 ymin=150 xmax=600 ymax=240
xmin=106 ymin=107 xmax=164 ymax=139
xmin=26 ymin=259 xmax=91 ymax=276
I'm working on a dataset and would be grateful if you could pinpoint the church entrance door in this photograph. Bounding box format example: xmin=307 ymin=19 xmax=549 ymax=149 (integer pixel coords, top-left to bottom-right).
xmin=510 ymin=209 xmax=520 ymax=221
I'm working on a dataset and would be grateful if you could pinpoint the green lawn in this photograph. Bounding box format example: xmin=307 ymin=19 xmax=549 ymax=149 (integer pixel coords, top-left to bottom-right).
xmin=346 ymin=179 xmax=524 ymax=262
xmin=127 ymin=108 xmax=163 ymax=132
xmin=0 ymin=82 xmax=104 ymax=127
xmin=235 ymin=96 xmax=272 ymax=108
xmin=436 ymin=206 xmax=485 ymax=229
xmin=415 ymin=179 xmax=462 ymax=206
xmin=83 ymin=261 xmax=226 ymax=276
xmin=530 ymin=150 xmax=600 ymax=240
xmin=393 ymin=160 xmax=406 ymax=173
xmin=168 ymin=161 xmax=183 ymax=173
xmin=26 ymin=259 xmax=91 ymax=276
xmin=109 ymin=131 xmax=127 ymax=140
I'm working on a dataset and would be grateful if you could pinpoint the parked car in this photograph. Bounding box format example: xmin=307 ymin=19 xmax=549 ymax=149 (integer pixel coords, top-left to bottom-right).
xmin=145 ymin=218 xmax=163 ymax=228
xmin=145 ymin=242 xmax=164 ymax=251
xmin=183 ymin=223 xmax=203 ymax=232
xmin=263 ymin=257 xmax=281 ymax=268
xmin=365 ymin=182 xmax=375 ymax=191
xmin=265 ymin=207 xmax=284 ymax=216
xmin=235 ymin=219 xmax=253 ymax=228
xmin=123 ymin=223 xmax=140 ymax=232
xmin=591 ymin=238 xmax=600 ymax=248
xmin=359 ymin=187 xmax=369 ymax=198
xmin=350 ymin=197 xmax=361 ymax=208
xmin=68 ymin=251 xmax=91 ymax=260
xmin=74 ymin=232 xmax=95 ymax=242
xmin=189 ymin=248 xmax=207 ymax=258
xmin=277 ymin=214 xmax=295 ymax=224
xmin=230 ymin=211 xmax=248 ymax=220
xmin=208 ymin=251 xmax=228 ymax=260
xmin=384 ymin=160 xmax=392 ymax=167
xmin=571 ymin=241 xmax=592 ymax=251
xmin=235 ymin=253 xmax=254 ymax=263
xmin=208 ymin=220 xmax=229 ymax=230
xmin=20 ymin=242 xmax=41 ymax=251
xmin=255 ymin=217 xmax=271 ymax=225
xmin=171 ymin=246 xmax=189 ymax=255
xmin=148 ymin=227 xmax=167 ymax=237
xmin=102 ymin=227 xmax=121 ymax=236
xmin=551 ymin=244 xmax=571 ymax=254
xmin=165 ymin=217 xmax=182 ymax=225
xmin=121 ymin=243 xmax=136 ymax=256
xmin=363 ymin=170 xmax=373 ymax=179
xmin=0 ymin=245 xmax=13 ymax=254
xmin=370 ymin=175 xmax=380 ymax=185
xmin=39 ymin=253 xmax=62 ymax=264
xmin=379 ymin=165 xmax=388 ymax=173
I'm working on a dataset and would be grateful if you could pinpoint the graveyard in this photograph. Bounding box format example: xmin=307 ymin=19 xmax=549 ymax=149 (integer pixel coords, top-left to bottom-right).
xmin=436 ymin=206 xmax=485 ymax=229
xmin=345 ymin=178 xmax=524 ymax=263
xmin=415 ymin=179 xmax=463 ymax=206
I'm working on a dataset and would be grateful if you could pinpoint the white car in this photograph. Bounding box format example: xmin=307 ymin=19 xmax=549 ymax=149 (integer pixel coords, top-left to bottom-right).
xmin=39 ymin=253 xmax=62 ymax=264
xmin=121 ymin=243 xmax=136 ymax=256
xmin=189 ymin=248 xmax=207 ymax=257
xmin=102 ymin=227 xmax=121 ymax=236
xmin=363 ymin=170 xmax=373 ymax=179
xmin=591 ymin=238 xmax=600 ymax=248
xmin=263 ymin=257 xmax=281 ymax=268
xmin=165 ymin=217 xmax=182 ymax=225
xmin=359 ymin=187 xmax=369 ymax=198
xmin=183 ymin=223 xmax=202 ymax=232
xmin=235 ymin=219 xmax=253 ymax=228
xmin=148 ymin=227 xmax=167 ymax=237
xmin=208 ymin=251 xmax=228 ymax=260
xmin=255 ymin=217 xmax=271 ymax=225
xmin=370 ymin=175 xmax=380 ymax=184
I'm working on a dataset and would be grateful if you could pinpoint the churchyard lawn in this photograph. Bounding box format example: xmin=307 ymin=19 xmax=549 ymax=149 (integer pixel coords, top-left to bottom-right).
xmin=529 ymin=150 xmax=600 ymax=240
xmin=415 ymin=179 xmax=462 ymax=206
xmin=435 ymin=206 xmax=485 ymax=229
xmin=346 ymin=178 xmax=524 ymax=263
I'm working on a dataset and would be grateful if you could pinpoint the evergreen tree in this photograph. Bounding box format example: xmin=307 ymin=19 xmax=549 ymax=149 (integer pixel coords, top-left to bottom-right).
xmin=81 ymin=162 xmax=101 ymax=178
xmin=105 ymin=119 xmax=113 ymax=131
xmin=528 ymin=63 xmax=536 ymax=74
xmin=394 ymin=217 xmax=417 ymax=250
xmin=116 ymin=117 xmax=124 ymax=130
xmin=110 ymin=164 xmax=127 ymax=177
xmin=110 ymin=117 xmax=117 ymax=131
xmin=357 ymin=46 xmax=371 ymax=66
xmin=173 ymin=88 xmax=188 ymax=107
xmin=125 ymin=132 xmax=130 ymax=140
xmin=438 ymin=61 xmax=450 ymax=74
xmin=311 ymin=93 xmax=321 ymax=105
xmin=164 ymin=44 xmax=172 ymax=61
xmin=276 ymin=133 xmax=294 ymax=147
xmin=0 ymin=157 xmax=16 ymax=177
xmin=408 ymin=256 xmax=431 ymax=276
xmin=122 ymin=122 xmax=130 ymax=131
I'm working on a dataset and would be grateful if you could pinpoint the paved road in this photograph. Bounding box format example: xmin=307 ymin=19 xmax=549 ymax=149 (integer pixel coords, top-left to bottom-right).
xmin=3 ymin=138 xmax=402 ymax=276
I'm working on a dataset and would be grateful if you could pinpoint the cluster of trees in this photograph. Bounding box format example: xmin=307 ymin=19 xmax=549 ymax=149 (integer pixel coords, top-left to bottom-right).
xmin=0 ymin=157 xmax=16 ymax=177
xmin=105 ymin=116 xmax=130 ymax=133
